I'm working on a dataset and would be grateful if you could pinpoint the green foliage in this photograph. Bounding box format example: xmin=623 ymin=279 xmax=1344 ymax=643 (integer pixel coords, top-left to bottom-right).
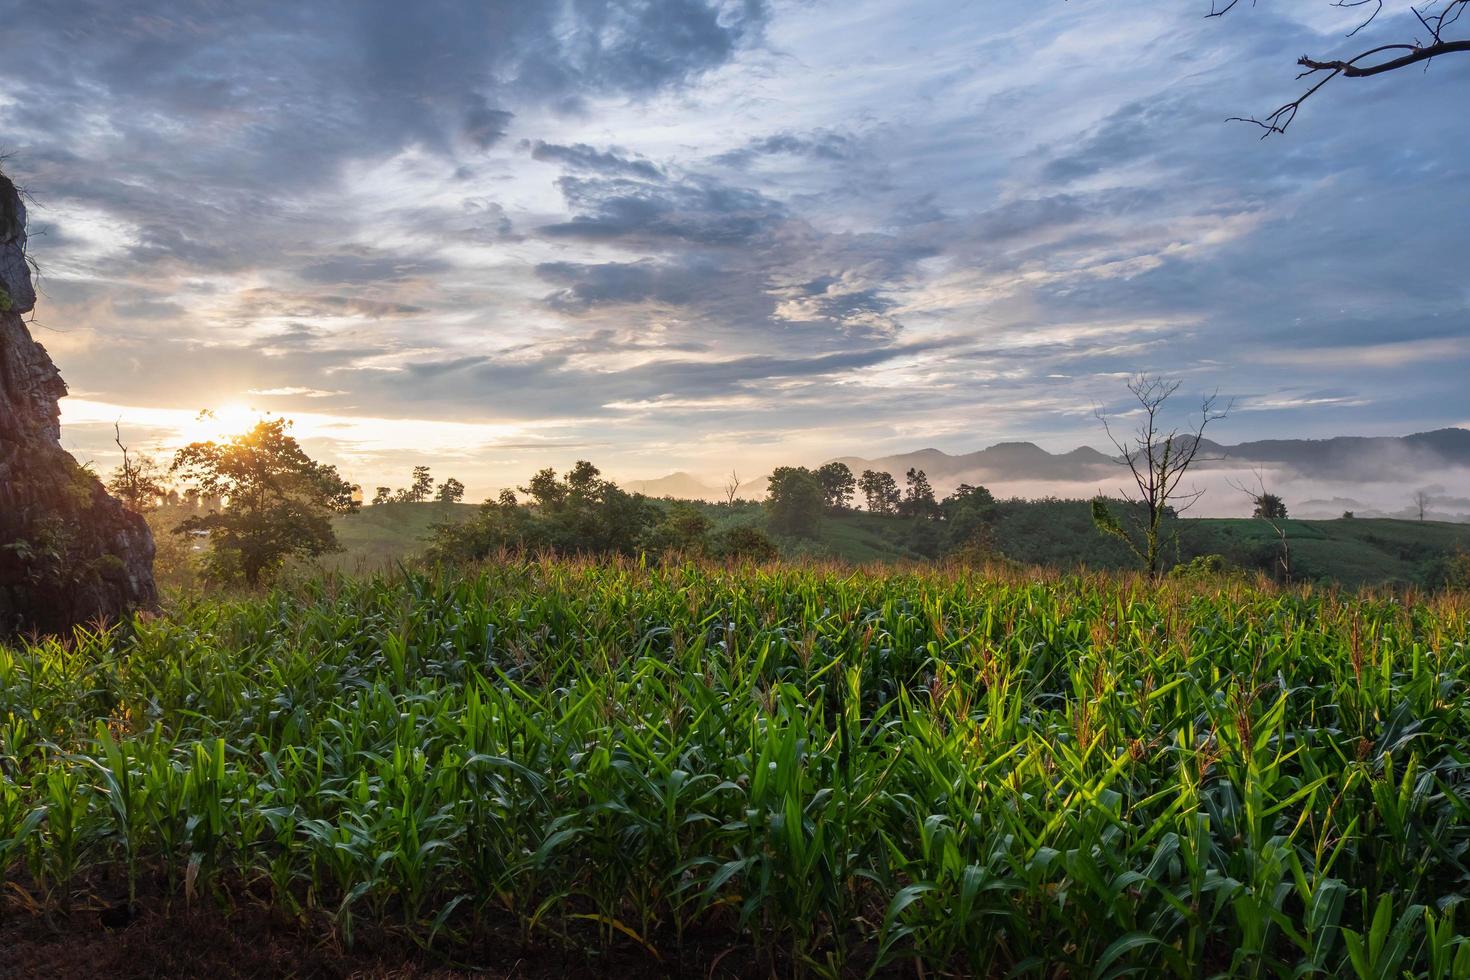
xmin=645 ymin=502 xmax=713 ymax=555
xmin=0 ymin=286 xmax=10 ymax=312
xmin=814 ymin=462 xmax=856 ymax=511
xmin=3 ymin=562 xmax=1470 ymax=973
xmin=1423 ymin=549 xmax=1470 ymax=591
xmin=1093 ymin=494 xmax=1141 ymax=554
xmin=427 ymin=462 xmax=658 ymax=562
xmin=709 ymin=524 xmax=778 ymax=562
xmin=900 ymin=467 xmax=939 ymax=519
xmin=1167 ymin=552 xmax=1234 ymax=582
xmin=764 ymin=466 xmax=826 ymax=538
xmin=435 ymin=477 xmax=465 ymax=504
xmin=858 ymin=469 xmax=901 ymax=515
xmin=938 ymin=482 xmax=997 ymax=555
xmin=107 ymin=447 xmax=169 ymax=513
xmin=170 ymin=418 xmax=358 ymax=586
xmin=1254 ymin=492 xmax=1289 ymax=520
xmin=397 ymin=465 xmax=434 ymax=503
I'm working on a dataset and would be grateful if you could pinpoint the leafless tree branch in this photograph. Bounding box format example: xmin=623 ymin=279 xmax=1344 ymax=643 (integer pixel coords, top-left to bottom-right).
xmin=1215 ymin=0 xmax=1470 ymax=135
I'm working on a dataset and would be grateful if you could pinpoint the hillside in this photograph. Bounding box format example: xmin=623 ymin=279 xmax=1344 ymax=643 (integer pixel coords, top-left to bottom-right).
xmin=322 ymin=501 xmax=477 ymax=572
xmin=319 ymin=499 xmax=1470 ymax=589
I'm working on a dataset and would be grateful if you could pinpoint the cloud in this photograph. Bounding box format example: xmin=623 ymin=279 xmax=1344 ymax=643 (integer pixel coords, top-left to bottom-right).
xmin=526 ymin=140 xmax=663 ymax=179
xmin=4 ymin=0 xmax=1467 ymax=499
xmin=715 ymin=129 xmax=862 ymax=167
xmin=540 ymin=172 xmax=786 ymax=245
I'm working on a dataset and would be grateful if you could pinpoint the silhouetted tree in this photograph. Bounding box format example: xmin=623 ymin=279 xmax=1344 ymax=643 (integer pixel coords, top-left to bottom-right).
xmin=765 ymin=466 xmax=826 ymax=537
xmin=858 ymin=469 xmax=902 ymax=515
xmin=901 ymin=468 xmax=940 ymax=519
xmin=107 ymin=424 xmax=169 ymax=513
xmin=520 ymin=467 xmax=565 ymax=509
xmin=171 ymin=418 xmax=357 ymax=585
xmin=815 ymin=461 xmax=856 ymax=511
xmin=436 ymin=477 xmax=465 ymax=504
xmin=1092 ymin=374 xmax=1230 ymax=578
xmin=723 ymin=468 xmax=741 ymax=506
xmin=397 ymin=465 xmax=434 ymax=503
xmin=1414 ymin=488 xmax=1433 ymax=521
xmin=371 ymin=486 xmax=393 ymax=505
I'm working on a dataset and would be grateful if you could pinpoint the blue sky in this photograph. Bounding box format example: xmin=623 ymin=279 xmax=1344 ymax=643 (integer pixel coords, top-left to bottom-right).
xmin=3 ymin=0 xmax=1467 ymax=497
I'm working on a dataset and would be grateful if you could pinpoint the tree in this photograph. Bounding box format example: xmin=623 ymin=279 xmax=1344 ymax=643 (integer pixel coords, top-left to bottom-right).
xmin=723 ymin=469 xmax=741 ymax=506
xmin=901 ymin=468 xmax=940 ymax=519
xmin=765 ymin=466 xmax=826 ymax=537
xmin=428 ymin=461 xmax=657 ymax=562
xmin=397 ymin=465 xmax=433 ymax=503
xmin=1092 ymin=375 xmax=1230 ymax=578
xmin=107 ymin=424 xmax=169 ymax=513
xmin=436 ymin=477 xmax=465 ymax=504
xmin=170 ymin=418 xmax=357 ymax=585
xmin=371 ymin=486 xmax=393 ymax=505
xmin=940 ymin=483 xmax=998 ymax=554
xmin=520 ymin=467 xmax=566 ymax=509
xmin=1252 ymin=492 xmax=1288 ymax=520
xmin=565 ymin=460 xmax=603 ymax=502
xmin=1230 ymin=469 xmax=1290 ymax=580
xmin=710 ymin=525 xmax=778 ymax=562
xmin=858 ymin=469 xmax=902 ymax=515
xmin=647 ymin=502 xmax=712 ymax=554
xmin=1414 ymin=488 xmax=1433 ymax=521
xmin=1210 ymin=0 xmax=1470 ymax=135
xmin=815 ymin=462 xmax=856 ymax=511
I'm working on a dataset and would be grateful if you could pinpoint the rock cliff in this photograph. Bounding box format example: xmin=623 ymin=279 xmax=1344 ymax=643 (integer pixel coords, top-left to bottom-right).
xmin=0 ymin=171 xmax=156 ymax=635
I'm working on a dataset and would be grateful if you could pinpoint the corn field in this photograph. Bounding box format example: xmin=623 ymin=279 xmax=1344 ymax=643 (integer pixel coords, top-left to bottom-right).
xmin=3 ymin=558 xmax=1470 ymax=976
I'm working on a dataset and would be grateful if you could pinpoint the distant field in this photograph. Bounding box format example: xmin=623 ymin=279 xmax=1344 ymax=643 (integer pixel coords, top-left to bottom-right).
xmin=1184 ymin=517 xmax=1470 ymax=588
xmin=321 ymin=500 xmax=1470 ymax=588
xmin=320 ymin=500 xmax=477 ymax=572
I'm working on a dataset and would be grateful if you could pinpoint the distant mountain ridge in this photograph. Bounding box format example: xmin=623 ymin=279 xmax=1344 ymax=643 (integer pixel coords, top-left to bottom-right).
xmin=617 ymin=428 xmax=1470 ymax=501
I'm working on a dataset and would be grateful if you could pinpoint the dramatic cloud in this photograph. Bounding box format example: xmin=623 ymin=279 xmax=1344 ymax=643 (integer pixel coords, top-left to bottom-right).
xmin=2 ymin=0 xmax=1466 ymax=505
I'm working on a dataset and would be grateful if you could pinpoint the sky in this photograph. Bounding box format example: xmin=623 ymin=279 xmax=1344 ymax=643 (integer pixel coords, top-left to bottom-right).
xmin=2 ymin=0 xmax=1468 ymax=502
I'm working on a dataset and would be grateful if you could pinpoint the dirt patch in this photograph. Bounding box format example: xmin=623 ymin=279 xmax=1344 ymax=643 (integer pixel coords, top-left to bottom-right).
xmin=0 ymin=872 xmax=782 ymax=979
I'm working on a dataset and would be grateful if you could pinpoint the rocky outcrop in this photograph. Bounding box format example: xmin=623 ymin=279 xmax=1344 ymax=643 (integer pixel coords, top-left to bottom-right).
xmin=0 ymin=171 xmax=156 ymax=636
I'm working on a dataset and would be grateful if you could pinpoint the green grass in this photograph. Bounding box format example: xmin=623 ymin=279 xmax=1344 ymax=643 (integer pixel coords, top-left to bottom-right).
xmin=325 ymin=500 xmax=1470 ymax=589
xmin=4 ymin=559 xmax=1470 ymax=975
xmin=322 ymin=500 xmax=477 ymax=572
xmin=1186 ymin=518 xmax=1470 ymax=589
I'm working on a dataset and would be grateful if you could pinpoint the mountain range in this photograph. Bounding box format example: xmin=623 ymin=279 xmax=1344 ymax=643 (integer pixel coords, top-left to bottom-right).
xmin=620 ymin=429 xmax=1470 ymax=513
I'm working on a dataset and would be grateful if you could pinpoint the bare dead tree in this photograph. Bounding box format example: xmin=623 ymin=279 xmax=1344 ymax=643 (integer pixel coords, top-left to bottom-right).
xmin=723 ymin=468 xmax=741 ymax=507
xmin=1209 ymin=1 xmax=1470 ymax=134
xmin=1092 ymin=375 xmax=1232 ymax=578
xmin=1229 ymin=467 xmax=1292 ymax=580
xmin=107 ymin=422 xmax=169 ymax=513
xmin=1414 ymin=487 xmax=1432 ymax=520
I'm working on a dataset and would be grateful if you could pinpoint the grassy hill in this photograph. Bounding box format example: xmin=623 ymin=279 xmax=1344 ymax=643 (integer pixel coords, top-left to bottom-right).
xmin=1183 ymin=516 xmax=1470 ymax=588
xmin=321 ymin=501 xmax=477 ymax=572
xmin=320 ymin=498 xmax=1470 ymax=588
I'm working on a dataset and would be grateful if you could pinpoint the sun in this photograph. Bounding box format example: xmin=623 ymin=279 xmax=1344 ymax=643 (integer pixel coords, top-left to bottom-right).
xmin=179 ymin=403 xmax=265 ymax=444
